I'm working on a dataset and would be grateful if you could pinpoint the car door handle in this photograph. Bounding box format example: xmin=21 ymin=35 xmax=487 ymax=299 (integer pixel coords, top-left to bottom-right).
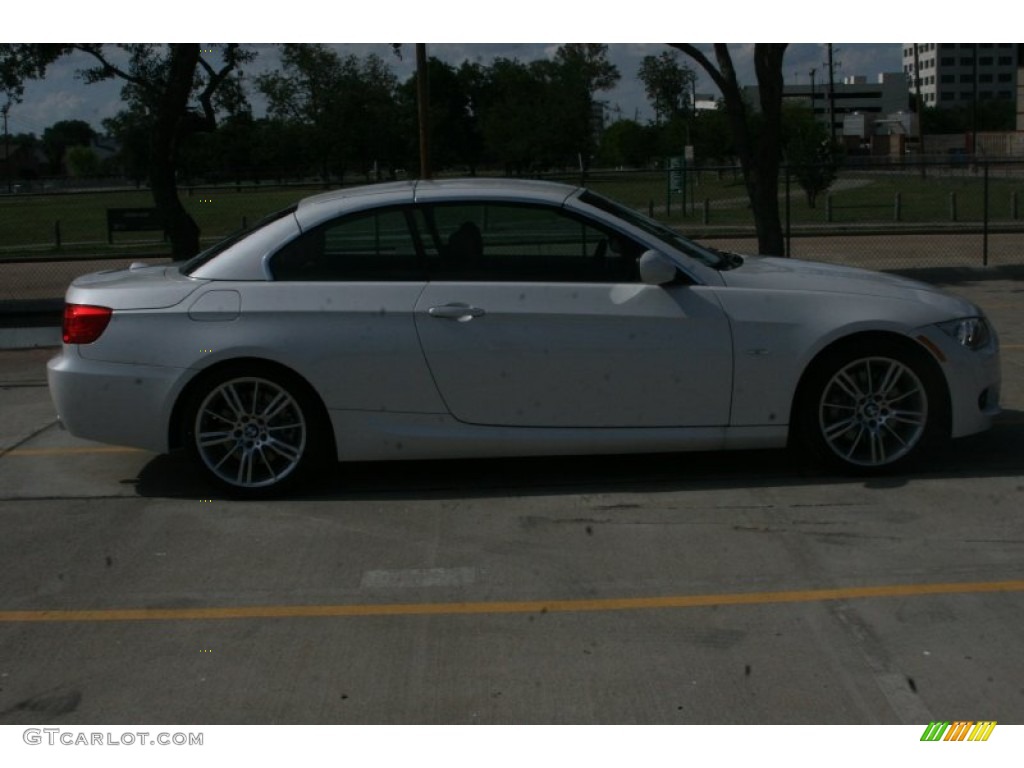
xmin=428 ymin=304 xmax=486 ymax=322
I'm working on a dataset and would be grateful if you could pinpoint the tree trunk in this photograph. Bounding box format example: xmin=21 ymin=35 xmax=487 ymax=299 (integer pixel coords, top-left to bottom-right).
xmin=749 ymin=45 xmax=787 ymax=256
xmin=150 ymin=44 xmax=202 ymax=259
xmin=150 ymin=149 xmax=199 ymax=259
xmin=670 ymin=43 xmax=787 ymax=256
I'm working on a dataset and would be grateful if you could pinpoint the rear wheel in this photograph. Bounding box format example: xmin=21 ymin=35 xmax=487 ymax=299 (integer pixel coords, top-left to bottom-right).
xmin=184 ymin=367 xmax=327 ymax=496
xmin=797 ymin=340 xmax=948 ymax=473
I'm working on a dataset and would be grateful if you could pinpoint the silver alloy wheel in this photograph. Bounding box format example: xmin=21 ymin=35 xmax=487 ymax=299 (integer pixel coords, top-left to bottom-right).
xmin=193 ymin=376 xmax=308 ymax=488
xmin=817 ymin=356 xmax=928 ymax=467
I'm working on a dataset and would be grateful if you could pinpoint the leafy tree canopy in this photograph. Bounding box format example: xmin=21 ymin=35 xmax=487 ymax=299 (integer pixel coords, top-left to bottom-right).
xmin=0 ymin=44 xmax=254 ymax=257
xmin=41 ymin=118 xmax=96 ymax=173
xmin=638 ymin=51 xmax=696 ymax=124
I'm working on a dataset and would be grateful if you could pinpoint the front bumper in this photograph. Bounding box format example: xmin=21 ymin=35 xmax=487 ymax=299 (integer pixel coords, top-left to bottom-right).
xmin=915 ymin=325 xmax=1001 ymax=439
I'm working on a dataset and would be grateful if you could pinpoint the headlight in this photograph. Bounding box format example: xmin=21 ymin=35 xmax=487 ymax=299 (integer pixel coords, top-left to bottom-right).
xmin=937 ymin=316 xmax=991 ymax=350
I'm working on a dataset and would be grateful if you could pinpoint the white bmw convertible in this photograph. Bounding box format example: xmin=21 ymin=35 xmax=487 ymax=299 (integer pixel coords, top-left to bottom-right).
xmin=48 ymin=179 xmax=1001 ymax=495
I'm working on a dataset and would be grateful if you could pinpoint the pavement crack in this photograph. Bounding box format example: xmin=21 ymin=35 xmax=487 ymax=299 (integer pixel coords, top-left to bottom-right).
xmin=0 ymin=418 xmax=59 ymax=460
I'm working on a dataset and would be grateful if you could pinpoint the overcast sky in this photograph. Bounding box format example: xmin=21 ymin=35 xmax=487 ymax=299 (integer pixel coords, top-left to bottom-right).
xmin=4 ymin=43 xmax=905 ymax=137
xmin=7 ymin=0 xmax=981 ymax=137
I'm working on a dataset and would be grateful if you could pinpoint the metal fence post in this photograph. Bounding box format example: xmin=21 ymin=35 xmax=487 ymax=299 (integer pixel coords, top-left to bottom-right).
xmin=949 ymin=192 xmax=957 ymax=222
xmin=894 ymin=192 xmax=901 ymax=222
xmin=54 ymin=220 xmax=61 ymax=250
xmin=665 ymin=162 xmax=671 ymax=218
xmin=826 ymin=194 xmax=832 ymax=223
xmin=702 ymin=198 xmax=709 ymax=225
xmin=785 ymin=164 xmax=791 ymax=258
xmin=1012 ymin=191 xmax=1019 ymax=221
xmin=983 ymin=161 xmax=989 ymax=267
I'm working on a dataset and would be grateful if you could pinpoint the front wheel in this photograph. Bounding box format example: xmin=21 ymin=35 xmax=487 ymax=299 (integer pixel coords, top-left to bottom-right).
xmin=183 ymin=367 xmax=327 ymax=496
xmin=796 ymin=340 xmax=948 ymax=473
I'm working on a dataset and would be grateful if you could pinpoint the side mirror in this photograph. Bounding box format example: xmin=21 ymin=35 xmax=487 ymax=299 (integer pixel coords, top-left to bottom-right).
xmin=638 ymin=250 xmax=679 ymax=286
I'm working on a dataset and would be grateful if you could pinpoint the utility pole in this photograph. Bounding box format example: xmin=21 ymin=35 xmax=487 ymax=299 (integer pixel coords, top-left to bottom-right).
xmin=809 ymin=67 xmax=817 ymax=119
xmin=416 ymin=43 xmax=431 ymax=180
xmin=826 ymin=44 xmax=838 ymax=144
xmin=390 ymin=43 xmax=431 ymax=179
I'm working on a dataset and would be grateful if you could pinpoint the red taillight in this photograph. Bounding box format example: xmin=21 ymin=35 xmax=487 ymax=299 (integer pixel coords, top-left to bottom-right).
xmin=63 ymin=304 xmax=113 ymax=344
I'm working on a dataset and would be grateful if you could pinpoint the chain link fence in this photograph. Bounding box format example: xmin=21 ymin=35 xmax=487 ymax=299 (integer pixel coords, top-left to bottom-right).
xmin=554 ymin=157 xmax=1024 ymax=271
xmin=2 ymin=159 xmax=1023 ymax=306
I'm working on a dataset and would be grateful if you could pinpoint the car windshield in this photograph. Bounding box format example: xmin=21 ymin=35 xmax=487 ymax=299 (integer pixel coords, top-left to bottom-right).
xmin=181 ymin=206 xmax=298 ymax=275
xmin=577 ymin=190 xmax=737 ymax=269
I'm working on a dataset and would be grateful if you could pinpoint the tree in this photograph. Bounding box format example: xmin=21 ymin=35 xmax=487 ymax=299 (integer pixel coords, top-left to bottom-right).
xmin=638 ymin=51 xmax=696 ymax=124
xmin=258 ymin=45 xmax=403 ymax=182
xmin=551 ymin=44 xmax=620 ymax=172
xmin=41 ymin=118 xmax=96 ymax=174
xmin=65 ymin=145 xmax=100 ymax=177
xmin=454 ymin=61 xmax=487 ymax=174
xmin=554 ymin=44 xmax=620 ymax=96
xmin=687 ymin=106 xmax=735 ymax=165
xmin=598 ymin=119 xmax=656 ymax=168
xmin=102 ymin=107 xmax=151 ymax=186
xmin=251 ymin=117 xmax=316 ymax=183
xmin=669 ymin=44 xmax=788 ymax=256
xmin=398 ymin=58 xmax=480 ymax=175
xmin=2 ymin=129 xmax=41 ymax=184
xmin=257 ymin=44 xmax=345 ymax=182
xmin=1 ymin=44 xmax=253 ymax=258
xmin=782 ymin=102 xmax=840 ymax=208
xmin=476 ymin=57 xmax=546 ymax=174
xmin=921 ymin=101 xmax=1016 ymax=135
xmin=337 ymin=53 xmax=403 ymax=179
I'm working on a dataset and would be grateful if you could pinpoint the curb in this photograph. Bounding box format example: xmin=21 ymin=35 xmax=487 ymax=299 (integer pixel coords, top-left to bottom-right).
xmin=0 ymin=299 xmax=63 ymax=348
xmin=0 ymin=327 xmax=61 ymax=349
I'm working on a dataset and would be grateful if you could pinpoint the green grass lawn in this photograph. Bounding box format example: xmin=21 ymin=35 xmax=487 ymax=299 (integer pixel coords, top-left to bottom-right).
xmin=584 ymin=168 xmax=1024 ymax=230
xmin=2 ymin=169 xmax=1022 ymax=257
xmin=0 ymin=184 xmax=322 ymax=257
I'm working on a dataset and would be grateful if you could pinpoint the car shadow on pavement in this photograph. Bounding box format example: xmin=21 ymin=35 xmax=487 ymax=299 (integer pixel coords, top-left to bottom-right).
xmin=132 ymin=410 xmax=1024 ymax=501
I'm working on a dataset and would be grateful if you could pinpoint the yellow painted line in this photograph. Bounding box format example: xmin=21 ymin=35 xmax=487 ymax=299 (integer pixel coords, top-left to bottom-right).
xmin=4 ymin=446 xmax=145 ymax=457
xmin=2 ymin=579 xmax=1022 ymax=624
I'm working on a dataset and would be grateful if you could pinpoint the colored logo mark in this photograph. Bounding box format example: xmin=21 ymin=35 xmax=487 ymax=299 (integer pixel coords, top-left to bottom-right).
xmin=920 ymin=721 xmax=997 ymax=742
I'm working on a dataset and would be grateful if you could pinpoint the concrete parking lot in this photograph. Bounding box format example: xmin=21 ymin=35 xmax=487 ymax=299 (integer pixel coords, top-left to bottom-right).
xmin=0 ymin=273 xmax=1022 ymax=724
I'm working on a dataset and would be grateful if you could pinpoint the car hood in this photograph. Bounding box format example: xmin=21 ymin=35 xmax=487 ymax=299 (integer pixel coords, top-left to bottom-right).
xmin=719 ymin=256 xmax=977 ymax=315
xmin=66 ymin=263 xmax=206 ymax=310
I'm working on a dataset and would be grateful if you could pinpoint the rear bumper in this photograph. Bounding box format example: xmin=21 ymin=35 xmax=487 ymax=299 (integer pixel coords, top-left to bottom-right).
xmin=47 ymin=348 xmax=186 ymax=454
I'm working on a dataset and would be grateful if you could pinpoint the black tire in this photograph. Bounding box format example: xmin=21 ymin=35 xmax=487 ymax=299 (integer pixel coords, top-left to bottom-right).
xmin=182 ymin=364 xmax=329 ymax=497
xmin=795 ymin=338 xmax=949 ymax=474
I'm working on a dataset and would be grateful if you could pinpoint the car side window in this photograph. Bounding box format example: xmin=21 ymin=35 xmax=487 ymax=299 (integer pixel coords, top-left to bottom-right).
xmin=423 ymin=203 xmax=644 ymax=283
xmin=271 ymin=208 xmax=423 ymax=281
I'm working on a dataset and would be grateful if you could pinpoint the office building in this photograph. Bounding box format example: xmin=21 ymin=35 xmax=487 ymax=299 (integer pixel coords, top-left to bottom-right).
xmin=745 ymin=72 xmax=908 ymax=136
xmin=902 ymin=43 xmax=1019 ymax=107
